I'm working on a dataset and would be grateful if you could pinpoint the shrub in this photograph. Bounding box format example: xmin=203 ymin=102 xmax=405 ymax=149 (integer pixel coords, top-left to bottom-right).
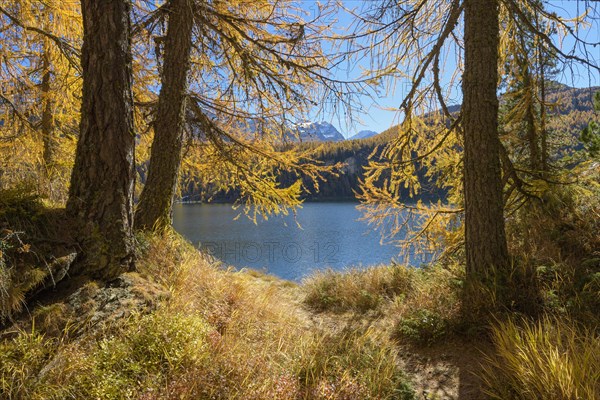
xmin=461 ymin=260 xmax=544 ymax=324
xmin=396 ymin=309 xmax=448 ymax=345
xmin=391 ymin=264 xmax=462 ymax=344
xmin=534 ymin=258 xmax=600 ymax=323
xmin=82 ymin=311 xmax=211 ymax=399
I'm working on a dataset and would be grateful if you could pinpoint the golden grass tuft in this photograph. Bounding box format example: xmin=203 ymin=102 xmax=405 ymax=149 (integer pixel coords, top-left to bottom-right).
xmin=479 ymin=315 xmax=600 ymax=400
xmin=303 ymin=263 xmax=414 ymax=313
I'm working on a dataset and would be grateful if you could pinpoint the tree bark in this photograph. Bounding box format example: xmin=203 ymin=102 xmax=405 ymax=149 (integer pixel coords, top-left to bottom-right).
xmin=40 ymin=41 xmax=58 ymax=176
xmin=66 ymin=0 xmax=135 ymax=280
xmin=539 ymin=57 xmax=548 ymax=173
xmin=536 ymin=9 xmax=549 ymax=173
xmin=523 ymin=66 xmax=541 ymax=171
xmin=135 ymin=0 xmax=194 ymax=231
xmin=462 ymin=0 xmax=509 ymax=301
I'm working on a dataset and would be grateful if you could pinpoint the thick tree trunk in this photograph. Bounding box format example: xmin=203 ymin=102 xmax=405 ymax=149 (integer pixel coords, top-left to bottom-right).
xmin=66 ymin=0 xmax=135 ymax=280
xmin=462 ymin=0 xmax=509 ymax=303
xmin=135 ymin=0 xmax=194 ymax=231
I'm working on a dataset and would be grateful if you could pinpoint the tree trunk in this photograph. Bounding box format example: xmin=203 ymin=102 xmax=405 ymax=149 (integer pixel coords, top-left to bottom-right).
xmin=135 ymin=0 xmax=194 ymax=231
xmin=539 ymin=58 xmax=548 ymax=173
xmin=66 ymin=0 xmax=135 ymax=280
xmin=523 ymin=66 xmax=541 ymax=171
xmin=536 ymin=10 xmax=549 ymax=173
xmin=41 ymin=41 xmax=58 ymax=176
xmin=462 ymin=0 xmax=509 ymax=307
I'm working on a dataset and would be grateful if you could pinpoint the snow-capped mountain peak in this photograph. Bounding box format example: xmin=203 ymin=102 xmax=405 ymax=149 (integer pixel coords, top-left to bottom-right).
xmin=292 ymin=121 xmax=345 ymax=142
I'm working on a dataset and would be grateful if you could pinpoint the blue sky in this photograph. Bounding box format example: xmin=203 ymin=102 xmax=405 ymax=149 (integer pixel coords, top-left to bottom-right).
xmin=313 ymin=0 xmax=600 ymax=138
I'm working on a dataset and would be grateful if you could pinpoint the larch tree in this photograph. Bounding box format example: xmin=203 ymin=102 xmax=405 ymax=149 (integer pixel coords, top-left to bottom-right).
xmin=135 ymin=0 xmax=357 ymax=230
xmin=0 ymin=0 xmax=81 ymax=200
xmin=500 ymin=1 xmax=558 ymax=177
xmin=66 ymin=0 xmax=136 ymax=279
xmin=581 ymin=92 xmax=600 ymax=159
xmin=461 ymin=0 xmax=509 ymax=297
xmin=352 ymin=0 xmax=599 ymax=313
xmin=135 ymin=0 xmax=194 ymax=230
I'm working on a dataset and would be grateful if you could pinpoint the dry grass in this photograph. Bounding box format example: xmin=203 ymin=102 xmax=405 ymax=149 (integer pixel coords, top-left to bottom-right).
xmin=0 ymin=231 xmax=415 ymax=399
xmin=479 ymin=315 xmax=600 ymax=400
xmin=303 ymin=262 xmax=463 ymax=345
xmin=303 ymin=263 xmax=414 ymax=313
xmin=2 ymin=172 xmax=598 ymax=399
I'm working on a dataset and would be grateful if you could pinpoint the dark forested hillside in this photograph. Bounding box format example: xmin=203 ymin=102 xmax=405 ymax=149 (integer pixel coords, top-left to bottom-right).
xmin=181 ymin=133 xmax=389 ymax=202
xmin=279 ymin=134 xmax=391 ymax=200
xmin=181 ymin=84 xmax=598 ymax=203
xmin=545 ymin=84 xmax=599 ymax=134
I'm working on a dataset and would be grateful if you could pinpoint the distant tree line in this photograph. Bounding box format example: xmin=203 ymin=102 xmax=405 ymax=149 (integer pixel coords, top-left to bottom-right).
xmin=181 ymin=130 xmax=447 ymax=202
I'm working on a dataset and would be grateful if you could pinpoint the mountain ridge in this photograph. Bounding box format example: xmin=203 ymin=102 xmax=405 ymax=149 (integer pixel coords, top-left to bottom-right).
xmin=348 ymin=130 xmax=378 ymax=140
xmin=292 ymin=121 xmax=346 ymax=142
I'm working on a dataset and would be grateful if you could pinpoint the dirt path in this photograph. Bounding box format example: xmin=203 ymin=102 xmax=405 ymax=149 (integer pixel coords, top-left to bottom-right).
xmin=280 ymin=282 xmax=487 ymax=400
xmin=396 ymin=339 xmax=488 ymax=400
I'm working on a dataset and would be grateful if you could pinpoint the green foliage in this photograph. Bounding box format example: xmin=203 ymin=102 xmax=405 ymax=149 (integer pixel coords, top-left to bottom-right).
xmin=396 ymin=309 xmax=449 ymax=345
xmin=505 ymin=164 xmax=600 ymax=322
xmin=532 ymin=258 xmax=600 ymax=323
xmin=0 ymin=185 xmax=45 ymax=224
xmin=83 ymin=311 xmax=211 ymax=399
xmin=0 ymin=311 xmax=212 ymax=400
xmin=479 ymin=315 xmax=600 ymax=400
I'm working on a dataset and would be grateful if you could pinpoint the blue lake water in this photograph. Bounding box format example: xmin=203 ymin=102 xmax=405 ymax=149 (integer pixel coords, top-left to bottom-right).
xmin=173 ymin=202 xmax=423 ymax=281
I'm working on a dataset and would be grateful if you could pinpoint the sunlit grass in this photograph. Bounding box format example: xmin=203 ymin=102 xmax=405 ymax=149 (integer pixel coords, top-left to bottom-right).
xmin=302 ymin=263 xmax=414 ymax=313
xmin=0 ymin=231 xmax=415 ymax=399
xmin=480 ymin=315 xmax=600 ymax=400
xmin=303 ymin=262 xmax=463 ymax=345
xmin=1 ymin=194 xmax=597 ymax=399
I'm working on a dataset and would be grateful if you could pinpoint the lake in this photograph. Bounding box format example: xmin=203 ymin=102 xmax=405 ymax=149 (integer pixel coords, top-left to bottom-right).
xmin=173 ymin=202 xmax=423 ymax=281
